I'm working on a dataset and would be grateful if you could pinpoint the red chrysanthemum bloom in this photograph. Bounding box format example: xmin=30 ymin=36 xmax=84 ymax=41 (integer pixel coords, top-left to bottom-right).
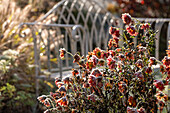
xmin=98 ymin=59 xmax=105 ymax=66
xmin=166 ymin=66 xmax=170 ymax=76
xmin=162 ymin=56 xmax=170 ymax=67
xmin=107 ymin=56 xmax=116 ymax=69
xmin=153 ymin=80 xmax=165 ymax=91
xmin=113 ymin=36 xmax=119 ymax=46
xmin=127 ymin=107 xmax=138 ymax=113
xmin=128 ymin=96 xmax=137 ymax=107
xmin=109 ymin=26 xmax=116 ymax=35
xmin=145 ymin=67 xmax=152 ymax=74
xmin=155 ymin=91 xmax=168 ymax=102
xmin=63 ymin=77 xmax=70 ymax=84
xmin=108 ymin=39 xmax=114 ymax=48
xmin=126 ymin=26 xmax=138 ymax=36
xmin=93 ymin=47 xmax=102 ymax=59
xmin=50 ymin=92 xmax=61 ymax=99
xmin=57 ymin=97 xmax=68 ymax=106
xmin=86 ymin=52 xmax=93 ymax=60
xmin=59 ymin=48 xmax=66 ymax=59
xmin=91 ymin=55 xmax=98 ymax=66
xmin=88 ymin=75 xmax=96 ymax=87
xmin=101 ymin=50 xmax=109 ymax=59
xmin=73 ymin=53 xmax=80 ymax=63
xmin=122 ymin=13 xmax=132 ymax=25
xmin=137 ymin=107 xmax=146 ymax=113
xmin=108 ymin=50 xmax=116 ymax=57
xmin=118 ymin=81 xmax=127 ymax=94
xmin=58 ymin=86 xmax=66 ymax=95
xmin=109 ymin=27 xmax=120 ymax=37
xmin=55 ymin=82 xmax=64 ymax=88
xmin=78 ymin=59 xmax=86 ymax=68
xmin=160 ymin=65 xmax=165 ymax=74
xmin=149 ymin=57 xmax=157 ymax=66
xmin=135 ymin=59 xmax=144 ymax=68
xmin=141 ymin=23 xmax=150 ymax=30
xmin=72 ymin=69 xmax=79 ymax=76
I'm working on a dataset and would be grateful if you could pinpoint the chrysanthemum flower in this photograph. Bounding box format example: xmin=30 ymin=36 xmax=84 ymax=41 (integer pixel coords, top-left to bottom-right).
xmin=145 ymin=67 xmax=152 ymax=74
xmin=73 ymin=53 xmax=80 ymax=63
xmin=93 ymin=47 xmax=102 ymax=59
xmin=141 ymin=23 xmax=150 ymax=30
xmin=88 ymin=75 xmax=96 ymax=87
xmin=55 ymin=82 xmax=64 ymax=88
xmin=108 ymin=39 xmax=114 ymax=48
xmin=57 ymin=97 xmax=68 ymax=106
xmin=109 ymin=27 xmax=120 ymax=37
xmin=126 ymin=26 xmax=138 ymax=36
xmin=98 ymin=59 xmax=105 ymax=66
xmin=135 ymin=59 xmax=144 ymax=68
xmin=149 ymin=57 xmax=157 ymax=66
xmin=122 ymin=13 xmax=132 ymax=25
xmin=91 ymin=55 xmax=98 ymax=66
xmin=63 ymin=77 xmax=70 ymax=84
xmin=153 ymin=80 xmax=165 ymax=91
xmin=101 ymin=50 xmax=109 ymax=59
xmin=86 ymin=60 xmax=94 ymax=71
xmin=72 ymin=69 xmax=79 ymax=76
xmin=108 ymin=50 xmax=116 ymax=57
xmin=155 ymin=91 xmax=168 ymax=102
xmin=107 ymin=56 xmax=116 ymax=69
xmin=162 ymin=56 xmax=170 ymax=67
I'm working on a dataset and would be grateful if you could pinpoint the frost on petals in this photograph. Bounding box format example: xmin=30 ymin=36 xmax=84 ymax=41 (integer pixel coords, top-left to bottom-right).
xmin=122 ymin=13 xmax=132 ymax=25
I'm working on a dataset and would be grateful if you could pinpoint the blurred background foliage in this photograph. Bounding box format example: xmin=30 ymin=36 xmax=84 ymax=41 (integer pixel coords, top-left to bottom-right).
xmin=0 ymin=0 xmax=169 ymax=113
xmin=107 ymin=0 xmax=170 ymax=18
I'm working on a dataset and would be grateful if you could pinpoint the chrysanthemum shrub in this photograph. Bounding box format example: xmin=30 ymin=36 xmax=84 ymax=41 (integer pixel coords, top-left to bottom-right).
xmin=38 ymin=13 xmax=169 ymax=113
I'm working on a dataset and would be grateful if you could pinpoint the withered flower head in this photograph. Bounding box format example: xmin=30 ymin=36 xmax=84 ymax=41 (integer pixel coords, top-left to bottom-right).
xmin=73 ymin=53 xmax=80 ymax=63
